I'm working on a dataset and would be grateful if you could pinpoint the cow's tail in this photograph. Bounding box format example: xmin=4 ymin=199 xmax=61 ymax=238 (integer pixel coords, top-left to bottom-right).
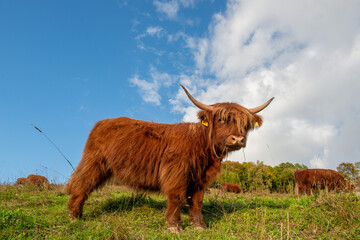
xmin=63 ymin=170 xmax=79 ymax=195
xmin=63 ymin=154 xmax=111 ymax=196
xmin=63 ymin=173 xmax=75 ymax=195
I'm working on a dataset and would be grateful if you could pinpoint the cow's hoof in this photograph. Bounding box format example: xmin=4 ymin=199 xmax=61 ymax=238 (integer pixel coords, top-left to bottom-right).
xmin=191 ymin=221 xmax=206 ymax=231
xmin=69 ymin=214 xmax=78 ymax=222
xmin=168 ymin=227 xmax=183 ymax=234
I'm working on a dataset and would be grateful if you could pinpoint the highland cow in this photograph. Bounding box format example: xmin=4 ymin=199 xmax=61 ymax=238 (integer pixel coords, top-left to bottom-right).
xmin=27 ymin=174 xmax=50 ymax=187
xmin=15 ymin=177 xmax=27 ymax=185
xmin=65 ymin=84 xmax=273 ymax=233
xmin=220 ymin=182 xmax=244 ymax=193
xmin=15 ymin=174 xmax=49 ymax=187
xmin=294 ymin=169 xmax=353 ymax=195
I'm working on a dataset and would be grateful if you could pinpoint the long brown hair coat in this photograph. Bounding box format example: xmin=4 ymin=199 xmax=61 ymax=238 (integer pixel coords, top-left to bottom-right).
xmin=220 ymin=182 xmax=244 ymax=193
xmin=293 ymin=169 xmax=353 ymax=195
xmin=65 ymin=85 xmax=273 ymax=233
xmin=15 ymin=174 xmax=49 ymax=187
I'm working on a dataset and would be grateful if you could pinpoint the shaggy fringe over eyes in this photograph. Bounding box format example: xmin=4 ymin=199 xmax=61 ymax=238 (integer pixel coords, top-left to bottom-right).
xmin=197 ymin=103 xmax=263 ymax=135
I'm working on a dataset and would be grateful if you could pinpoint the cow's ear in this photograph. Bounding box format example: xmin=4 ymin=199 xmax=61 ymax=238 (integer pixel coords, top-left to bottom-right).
xmin=197 ymin=111 xmax=206 ymax=122
xmin=197 ymin=111 xmax=211 ymax=127
xmin=253 ymin=115 xmax=263 ymax=128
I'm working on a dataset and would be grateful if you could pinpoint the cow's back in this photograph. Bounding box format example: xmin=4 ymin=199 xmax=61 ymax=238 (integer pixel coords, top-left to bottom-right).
xmin=294 ymin=169 xmax=348 ymax=195
xmin=27 ymin=174 xmax=50 ymax=187
xmin=83 ymin=117 xmax=206 ymax=193
xmin=15 ymin=177 xmax=27 ymax=185
xmin=221 ymin=182 xmax=242 ymax=193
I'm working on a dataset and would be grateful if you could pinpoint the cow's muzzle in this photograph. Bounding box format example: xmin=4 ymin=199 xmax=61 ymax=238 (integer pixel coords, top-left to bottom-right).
xmin=225 ymin=135 xmax=246 ymax=150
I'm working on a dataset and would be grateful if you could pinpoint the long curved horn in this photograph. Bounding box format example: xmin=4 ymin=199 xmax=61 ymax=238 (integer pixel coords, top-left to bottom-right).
xmin=248 ymin=97 xmax=274 ymax=113
xmin=180 ymin=84 xmax=214 ymax=111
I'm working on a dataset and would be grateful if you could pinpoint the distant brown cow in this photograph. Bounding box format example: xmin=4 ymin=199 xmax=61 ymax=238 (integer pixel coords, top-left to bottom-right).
xmin=65 ymin=84 xmax=273 ymax=233
xmin=27 ymin=174 xmax=50 ymax=187
xmin=15 ymin=177 xmax=27 ymax=185
xmin=15 ymin=174 xmax=49 ymax=187
xmin=220 ymin=182 xmax=244 ymax=193
xmin=293 ymin=169 xmax=352 ymax=195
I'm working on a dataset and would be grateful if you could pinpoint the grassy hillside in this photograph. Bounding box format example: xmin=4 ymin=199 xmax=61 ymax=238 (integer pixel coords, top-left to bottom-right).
xmin=1 ymin=184 xmax=359 ymax=239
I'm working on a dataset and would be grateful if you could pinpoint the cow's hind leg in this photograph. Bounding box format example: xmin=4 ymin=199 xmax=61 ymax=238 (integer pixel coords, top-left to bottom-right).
xmin=165 ymin=194 xmax=185 ymax=233
xmin=66 ymin=158 xmax=111 ymax=220
xmin=187 ymin=189 xmax=206 ymax=231
xmin=294 ymin=183 xmax=299 ymax=195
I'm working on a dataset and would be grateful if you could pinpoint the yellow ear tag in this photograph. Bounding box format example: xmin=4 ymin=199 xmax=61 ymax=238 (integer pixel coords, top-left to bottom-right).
xmin=254 ymin=122 xmax=259 ymax=127
xmin=201 ymin=117 xmax=208 ymax=127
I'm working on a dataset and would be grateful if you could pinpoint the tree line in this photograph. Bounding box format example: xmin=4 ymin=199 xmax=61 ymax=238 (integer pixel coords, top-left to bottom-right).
xmin=212 ymin=160 xmax=360 ymax=193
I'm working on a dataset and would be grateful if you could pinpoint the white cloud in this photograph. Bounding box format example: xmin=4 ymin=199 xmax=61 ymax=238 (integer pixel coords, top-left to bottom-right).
xmin=167 ymin=31 xmax=187 ymax=43
xmin=153 ymin=0 xmax=180 ymax=19
xmin=135 ymin=26 xmax=167 ymax=55
xmin=171 ymin=0 xmax=360 ymax=169
xmin=186 ymin=37 xmax=209 ymax=72
xmin=136 ymin=26 xmax=164 ymax=40
xmin=146 ymin=26 xmax=163 ymax=37
xmin=179 ymin=0 xmax=196 ymax=8
xmin=153 ymin=0 xmax=197 ymax=19
xmin=310 ymin=148 xmax=331 ymax=169
xmin=133 ymin=0 xmax=360 ymax=169
xmin=129 ymin=66 xmax=177 ymax=105
xmin=129 ymin=74 xmax=161 ymax=105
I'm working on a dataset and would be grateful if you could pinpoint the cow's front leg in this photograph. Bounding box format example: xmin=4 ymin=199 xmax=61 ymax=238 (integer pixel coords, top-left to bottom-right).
xmin=187 ymin=189 xmax=206 ymax=231
xmin=165 ymin=194 xmax=184 ymax=233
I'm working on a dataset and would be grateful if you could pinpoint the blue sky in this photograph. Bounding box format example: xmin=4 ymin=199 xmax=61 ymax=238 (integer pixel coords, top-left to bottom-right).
xmin=0 ymin=0 xmax=226 ymax=183
xmin=1 ymin=0 xmax=360 ymax=183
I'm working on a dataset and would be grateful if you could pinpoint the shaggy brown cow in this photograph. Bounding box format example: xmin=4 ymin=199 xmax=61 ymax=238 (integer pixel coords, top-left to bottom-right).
xmin=294 ymin=169 xmax=352 ymax=195
xmin=27 ymin=174 xmax=50 ymax=187
xmin=220 ymin=182 xmax=244 ymax=193
xmin=15 ymin=174 xmax=49 ymax=187
xmin=65 ymin=84 xmax=273 ymax=233
xmin=15 ymin=177 xmax=27 ymax=185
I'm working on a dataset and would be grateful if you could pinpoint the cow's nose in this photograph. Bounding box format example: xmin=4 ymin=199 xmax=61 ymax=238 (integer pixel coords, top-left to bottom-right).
xmin=228 ymin=135 xmax=246 ymax=147
xmin=232 ymin=136 xmax=245 ymax=144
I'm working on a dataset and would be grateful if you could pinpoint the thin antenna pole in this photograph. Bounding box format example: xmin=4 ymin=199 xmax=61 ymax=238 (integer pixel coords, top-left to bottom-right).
xmin=267 ymin=144 xmax=274 ymax=165
xmin=242 ymin=148 xmax=247 ymax=162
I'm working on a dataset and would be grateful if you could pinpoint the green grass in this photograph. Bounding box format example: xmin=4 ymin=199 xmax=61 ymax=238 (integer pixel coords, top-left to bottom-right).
xmin=1 ymin=185 xmax=359 ymax=239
